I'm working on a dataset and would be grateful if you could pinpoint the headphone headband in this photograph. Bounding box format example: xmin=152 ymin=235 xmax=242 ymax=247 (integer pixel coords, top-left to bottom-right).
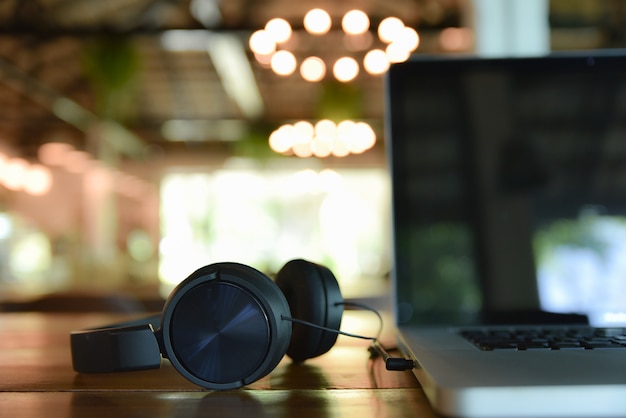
xmin=70 ymin=315 xmax=162 ymax=373
xmin=70 ymin=262 xmax=292 ymax=389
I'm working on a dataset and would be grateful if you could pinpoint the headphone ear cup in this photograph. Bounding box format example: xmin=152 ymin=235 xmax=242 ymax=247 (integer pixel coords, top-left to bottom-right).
xmin=275 ymin=259 xmax=344 ymax=362
xmin=160 ymin=262 xmax=292 ymax=389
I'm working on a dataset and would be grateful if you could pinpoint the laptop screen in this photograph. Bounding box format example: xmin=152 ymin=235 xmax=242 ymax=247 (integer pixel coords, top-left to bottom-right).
xmin=386 ymin=51 xmax=626 ymax=327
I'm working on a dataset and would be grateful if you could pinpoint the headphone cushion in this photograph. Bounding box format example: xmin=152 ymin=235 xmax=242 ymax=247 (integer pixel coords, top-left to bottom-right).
xmin=275 ymin=259 xmax=344 ymax=362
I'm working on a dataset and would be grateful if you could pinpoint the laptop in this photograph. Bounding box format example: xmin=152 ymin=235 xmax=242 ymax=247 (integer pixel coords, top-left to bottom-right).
xmin=385 ymin=51 xmax=626 ymax=418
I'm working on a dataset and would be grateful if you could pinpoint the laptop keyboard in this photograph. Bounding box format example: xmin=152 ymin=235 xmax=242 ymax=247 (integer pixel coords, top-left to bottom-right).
xmin=461 ymin=327 xmax=626 ymax=351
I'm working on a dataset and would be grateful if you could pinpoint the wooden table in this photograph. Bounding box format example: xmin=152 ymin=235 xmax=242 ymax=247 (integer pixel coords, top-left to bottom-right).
xmin=0 ymin=311 xmax=436 ymax=418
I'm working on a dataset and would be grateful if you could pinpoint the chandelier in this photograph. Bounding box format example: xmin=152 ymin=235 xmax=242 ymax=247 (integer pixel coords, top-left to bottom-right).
xmin=249 ymin=9 xmax=419 ymax=82
xmin=269 ymin=119 xmax=376 ymax=158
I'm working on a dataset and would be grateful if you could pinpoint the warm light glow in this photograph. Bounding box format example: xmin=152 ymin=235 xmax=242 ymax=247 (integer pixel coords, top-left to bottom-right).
xmin=65 ymin=150 xmax=92 ymax=173
xmin=315 ymin=119 xmax=337 ymax=138
xmin=333 ymin=57 xmax=359 ymax=82
xmin=293 ymin=120 xmax=315 ymax=141
xmin=269 ymin=119 xmax=376 ymax=158
xmin=300 ymin=57 xmax=326 ymax=82
xmin=271 ymin=50 xmax=297 ymax=76
xmin=293 ymin=141 xmax=313 ymax=158
xmin=304 ymin=9 xmax=332 ymax=35
xmin=3 ymin=158 xmax=28 ymax=191
xmin=363 ymin=49 xmax=390 ymax=75
xmin=24 ymin=164 xmax=53 ymax=196
xmin=378 ymin=17 xmax=405 ymax=43
xmin=342 ymin=10 xmax=369 ymax=35
xmin=311 ymin=138 xmax=332 ymax=158
xmin=386 ymin=42 xmax=411 ymax=63
xmin=348 ymin=122 xmax=376 ymax=153
xmin=249 ymin=30 xmax=276 ymax=55
xmin=38 ymin=142 xmax=74 ymax=166
xmin=250 ymin=12 xmax=417 ymax=82
xmin=440 ymin=27 xmax=474 ymax=51
xmin=269 ymin=125 xmax=293 ymax=154
xmin=265 ymin=18 xmax=292 ymax=43
xmin=398 ymin=26 xmax=420 ymax=52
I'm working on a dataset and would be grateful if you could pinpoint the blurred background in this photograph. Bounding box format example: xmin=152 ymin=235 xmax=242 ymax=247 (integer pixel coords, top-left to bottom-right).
xmin=0 ymin=0 xmax=624 ymax=312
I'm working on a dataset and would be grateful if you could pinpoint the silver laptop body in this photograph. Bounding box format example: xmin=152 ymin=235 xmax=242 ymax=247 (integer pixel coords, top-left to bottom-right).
xmin=385 ymin=51 xmax=626 ymax=418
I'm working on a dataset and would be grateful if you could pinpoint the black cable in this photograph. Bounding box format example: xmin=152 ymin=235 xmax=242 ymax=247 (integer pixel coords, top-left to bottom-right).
xmin=281 ymin=302 xmax=415 ymax=372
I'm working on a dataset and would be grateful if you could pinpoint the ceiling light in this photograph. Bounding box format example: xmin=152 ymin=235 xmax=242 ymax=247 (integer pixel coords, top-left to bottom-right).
xmin=3 ymin=158 xmax=28 ymax=191
xmin=251 ymin=11 xmax=419 ymax=82
xmin=294 ymin=120 xmax=315 ymax=140
xmin=271 ymin=50 xmax=297 ymax=76
xmin=293 ymin=142 xmax=313 ymax=158
xmin=300 ymin=57 xmax=326 ymax=82
xmin=269 ymin=126 xmax=294 ymax=153
xmin=398 ymin=27 xmax=420 ymax=52
xmin=249 ymin=30 xmax=276 ymax=55
xmin=269 ymin=119 xmax=376 ymax=158
xmin=363 ymin=49 xmax=390 ymax=75
xmin=24 ymin=164 xmax=53 ymax=196
xmin=378 ymin=17 xmax=405 ymax=43
xmin=304 ymin=9 xmax=332 ymax=35
xmin=265 ymin=18 xmax=292 ymax=44
xmin=311 ymin=137 xmax=332 ymax=158
xmin=315 ymin=119 xmax=337 ymax=138
xmin=342 ymin=10 xmax=370 ymax=35
xmin=333 ymin=57 xmax=359 ymax=82
xmin=386 ymin=42 xmax=411 ymax=63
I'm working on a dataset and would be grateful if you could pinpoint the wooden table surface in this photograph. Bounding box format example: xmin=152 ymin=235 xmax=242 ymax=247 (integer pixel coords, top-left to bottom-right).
xmin=0 ymin=311 xmax=436 ymax=418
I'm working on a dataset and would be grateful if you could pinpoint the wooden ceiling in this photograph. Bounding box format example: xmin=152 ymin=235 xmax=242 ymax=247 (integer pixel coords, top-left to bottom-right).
xmin=0 ymin=0 xmax=623 ymax=163
xmin=0 ymin=0 xmax=465 ymax=162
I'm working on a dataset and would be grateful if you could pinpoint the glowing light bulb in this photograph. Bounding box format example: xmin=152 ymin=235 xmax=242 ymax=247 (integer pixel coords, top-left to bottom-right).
xmin=378 ymin=17 xmax=405 ymax=43
xmin=386 ymin=42 xmax=411 ymax=63
xmin=333 ymin=57 xmax=359 ymax=82
xmin=249 ymin=30 xmax=276 ymax=55
xmin=3 ymin=158 xmax=28 ymax=191
xmin=342 ymin=10 xmax=369 ymax=35
xmin=400 ymin=26 xmax=420 ymax=52
xmin=265 ymin=18 xmax=292 ymax=43
xmin=349 ymin=122 xmax=376 ymax=153
xmin=315 ymin=119 xmax=337 ymax=138
xmin=363 ymin=49 xmax=390 ymax=75
xmin=293 ymin=141 xmax=313 ymax=158
xmin=269 ymin=126 xmax=293 ymax=153
xmin=304 ymin=9 xmax=331 ymax=35
xmin=300 ymin=57 xmax=326 ymax=82
xmin=312 ymin=138 xmax=332 ymax=158
xmin=293 ymin=120 xmax=315 ymax=141
xmin=24 ymin=164 xmax=52 ymax=195
xmin=271 ymin=50 xmax=297 ymax=76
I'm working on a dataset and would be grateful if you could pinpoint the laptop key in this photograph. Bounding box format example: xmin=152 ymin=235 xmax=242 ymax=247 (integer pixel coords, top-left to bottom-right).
xmin=582 ymin=342 xmax=625 ymax=349
xmin=462 ymin=327 xmax=626 ymax=351
xmin=550 ymin=342 xmax=585 ymax=350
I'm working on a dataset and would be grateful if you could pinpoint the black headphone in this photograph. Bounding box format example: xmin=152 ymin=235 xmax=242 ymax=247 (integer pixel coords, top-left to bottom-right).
xmin=70 ymin=259 xmax=346 ymax=390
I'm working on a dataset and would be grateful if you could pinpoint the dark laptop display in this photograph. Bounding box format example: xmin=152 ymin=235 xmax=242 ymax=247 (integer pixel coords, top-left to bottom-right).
xmin=386 ymin=51 xmax=626 ymax=327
